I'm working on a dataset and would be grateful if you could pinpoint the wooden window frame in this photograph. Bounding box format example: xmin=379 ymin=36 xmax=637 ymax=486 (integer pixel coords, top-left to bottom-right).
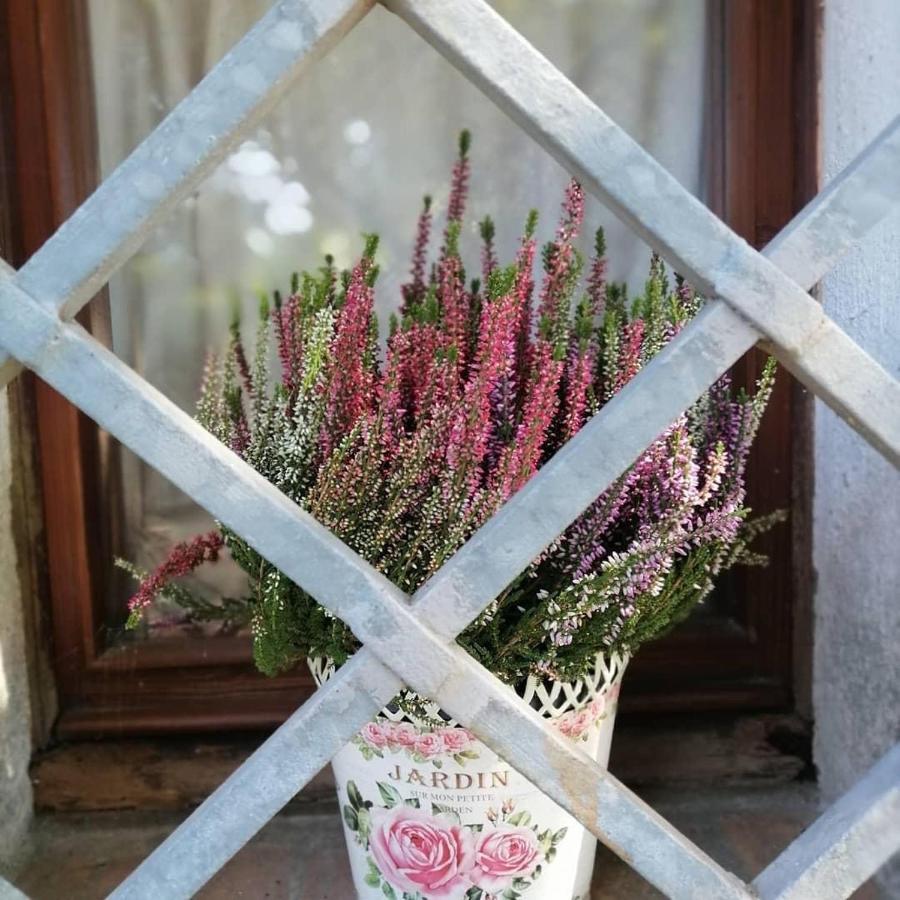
xmin=0 ymin=0 xmax=818 ymax=738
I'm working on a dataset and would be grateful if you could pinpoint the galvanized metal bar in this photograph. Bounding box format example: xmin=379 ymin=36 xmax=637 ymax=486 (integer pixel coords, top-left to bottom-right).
xmin=0 ymin=877 xmax=29 ymax=900
xmin=384 ymin=0 xmax=900 ymax=469
xmin=1 ymin=61 xmax=900 ymax=892
xmin=413 ymin=301 xmax=758 ymax=638
xmin=108 ymin=652 xmax=404 ymax=899
xmin=0 ymin=0 xmax=896 ymax=894
xmin=412 ymin=122 xmax=900 ymax=634
xmin=764 ymin=113 xmax=900 ymax=290
xmin=754 ymin=743 xmax=900 ymax=900
xmin=0 ymin=276 xmax=754 ymax=900
xmin=0 ymin=0 xmax=372 ymax=387
xmin=0 ymin=276 xmax=415 ymax=634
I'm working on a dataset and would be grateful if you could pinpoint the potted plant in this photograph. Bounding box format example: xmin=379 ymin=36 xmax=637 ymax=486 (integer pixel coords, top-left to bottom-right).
xmin=122 ymin=133 xmax=780 ymax=900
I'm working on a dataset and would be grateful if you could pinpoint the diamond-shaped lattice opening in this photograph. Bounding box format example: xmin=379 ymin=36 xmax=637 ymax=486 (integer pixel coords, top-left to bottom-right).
xmin=0 ymin=0 xmax=898 ymax=898
xmin=90 ymin=0 xmax=724 ymax=653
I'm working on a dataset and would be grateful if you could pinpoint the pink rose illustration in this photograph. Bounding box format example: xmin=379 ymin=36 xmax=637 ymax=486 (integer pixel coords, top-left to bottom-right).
xmin=369 ymin=806 xmax=475 ymax=899
xmin=557 ymin=705 xmax=594 ymax=739
xmin=471 ymin=825 xmax=542 ymax=893
xmin=414 ymin=731 xmax=446 ymax=759
xmin=384 ymin=721 xmax=417 ymax=749
xmin=360 ymin=721 xmax=388 ymax=749
xmin=438 ymin=726 xmax=472 ymax=753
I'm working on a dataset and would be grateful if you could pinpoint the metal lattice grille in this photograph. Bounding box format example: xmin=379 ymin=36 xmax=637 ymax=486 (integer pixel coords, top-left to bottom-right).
xmin=1 ymin=1 xmax=899 ymax=897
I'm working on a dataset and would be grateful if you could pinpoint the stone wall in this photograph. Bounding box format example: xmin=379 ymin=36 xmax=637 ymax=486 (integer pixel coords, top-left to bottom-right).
xmin=816 ymin=0 xmax=900 ymax=892
xmin=0 ymin=389 xmax=31 ymax=870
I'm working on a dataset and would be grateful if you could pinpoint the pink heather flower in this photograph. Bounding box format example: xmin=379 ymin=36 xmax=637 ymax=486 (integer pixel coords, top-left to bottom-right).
xmin=512 ymin=226 xmax=537 ymax=392
xmin=360 ymin=721 xmax=388 ymax=749
xmin=230 ymin=328 xmax=253 ymax=394
xmin=230 ymin=410 xmax=251 ymax=457
xmin=615 ymin=319 xmax=644 ymax=393
xmin=384 ymin=721 xmax=417 ymax=750
xmin=446 ymin=134 xmax=470 ymax=225
xmin=535 ymin=179 xmax=584 ymax=348
xmin=439 ymin=253 xmax=470 ymax=378
xmin=439 ymin=726 xmax=473 ymax=754
xmin=321 ymin=257 xmax=377 ymax=456
xmin=401 ymin=196 xmax=433 ymax=314
xmin=445 ymin=289 xmax=519 ymax=493
xmin=369 ymin=806 xmax=475 ymax=900
xmin=276 ymin=293 xmax=300 ymax=392
xmin=127 ymin=531 xmax=224 ymax=614
xmin=414 ymin=731 xmax=447 ymax=759
xmin=586 ymin=231 xmax=608 ymax=318
xmin=562 ymin=344 xmax=598 ymax=441
xmin=471 ymin=826 xmax=542 ymax=893
xmin=494 ymin=342 xmax=564 ymax=499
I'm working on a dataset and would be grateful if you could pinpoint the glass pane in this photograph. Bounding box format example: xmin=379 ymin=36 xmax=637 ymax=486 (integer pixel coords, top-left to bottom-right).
xmin=88 ymin=0 xmax=713 ymax=640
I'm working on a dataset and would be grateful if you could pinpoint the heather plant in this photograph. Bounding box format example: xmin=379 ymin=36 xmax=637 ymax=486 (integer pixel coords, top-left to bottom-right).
xmin=121 ymin=132 xmax=782 ymax=685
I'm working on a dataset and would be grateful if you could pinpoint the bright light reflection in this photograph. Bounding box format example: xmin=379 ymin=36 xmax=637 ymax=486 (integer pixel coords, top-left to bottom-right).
xmin=245 ymin=226 xmax=275 ymax=257
xmin=343 ymin=119 xmax=371 ymax=145
xmin=265 ymin=203 xmax=314 ymax=235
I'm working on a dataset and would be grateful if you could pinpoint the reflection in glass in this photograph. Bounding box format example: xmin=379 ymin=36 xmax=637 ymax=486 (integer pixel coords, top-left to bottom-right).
xmin=88 ymin=0 xmax=711 ymax=636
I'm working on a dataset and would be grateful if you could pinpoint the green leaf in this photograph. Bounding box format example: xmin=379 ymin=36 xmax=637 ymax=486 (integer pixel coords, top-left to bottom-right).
xmin=432 ymin=758 xmax=443 ymax=769
xmin=403 ymin=797 xmax=421 ymax=808
xmin=342 ymin=805 xmax=359 ymax=832
xmin=356 ymin=806 xmax=372 ymax=840
xmin=458 ymin=749 xmax=480 ymax=760
xmin=364 ymin=857 xmax=381 ymax=888
xmin=347 ymin=781 xmax=365 ymax=811
xmin=552 ymin=826 xmax=568 ymax=843
xmin=506 ymin=811 xmax=531 ymax=827
xmin=382 ymin=882 xmax=397 ymax=899
xmin=377 ymin=781 xmax=403 ymax=809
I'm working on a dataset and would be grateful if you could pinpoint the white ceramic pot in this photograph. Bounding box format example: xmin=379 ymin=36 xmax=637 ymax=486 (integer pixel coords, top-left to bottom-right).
xmin=310 ymin=652 xmax=629 ymax=900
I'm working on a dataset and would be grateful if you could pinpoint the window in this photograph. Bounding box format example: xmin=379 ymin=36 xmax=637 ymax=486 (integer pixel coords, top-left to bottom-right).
xmin=1 ymin=0 xmax=816 ymax=736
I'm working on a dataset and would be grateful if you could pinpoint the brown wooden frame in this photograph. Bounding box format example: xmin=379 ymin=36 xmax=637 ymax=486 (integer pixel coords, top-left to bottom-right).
xmin=0 ymin=0 xmax=818 ymax=737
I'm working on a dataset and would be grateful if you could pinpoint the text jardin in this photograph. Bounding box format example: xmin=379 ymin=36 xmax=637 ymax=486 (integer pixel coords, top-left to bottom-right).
xmin=387 ymin=764 xmax=510 ymax=790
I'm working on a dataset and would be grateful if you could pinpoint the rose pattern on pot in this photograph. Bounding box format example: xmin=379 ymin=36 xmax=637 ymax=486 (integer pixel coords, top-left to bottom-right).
xmin=353 ymin=718 xmax=480 ymax=768
xmin=327 ymin=654 xmax=627 ymax=900
xmin=554 ymin=682 xmax=621 ymax=741
xmin=343 ymin=778 xmax=567 ymax=900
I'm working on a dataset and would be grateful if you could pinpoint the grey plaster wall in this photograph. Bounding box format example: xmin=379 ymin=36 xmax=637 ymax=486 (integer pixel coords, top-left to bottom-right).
xmin=816 ymin=0 xmax=900 ymax=893
xmin=0 ymin=389 xmax=31 ymax=870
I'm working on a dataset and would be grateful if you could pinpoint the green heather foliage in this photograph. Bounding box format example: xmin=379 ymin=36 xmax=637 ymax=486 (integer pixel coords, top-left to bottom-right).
xmin=121 ymin=135 xmax=782 ymax=685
